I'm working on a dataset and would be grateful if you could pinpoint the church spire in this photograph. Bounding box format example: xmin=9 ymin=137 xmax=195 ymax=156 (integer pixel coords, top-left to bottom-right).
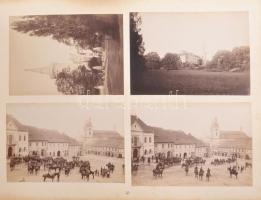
xmin=24 ymin=63 xmax=77 ymax=79
xmin=25 ymin=65 xmax=55 ymax=78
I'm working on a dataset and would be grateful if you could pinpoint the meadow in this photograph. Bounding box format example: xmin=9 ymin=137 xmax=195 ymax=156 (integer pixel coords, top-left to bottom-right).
xmin=133 ymin=69 xmax=250 ymax=95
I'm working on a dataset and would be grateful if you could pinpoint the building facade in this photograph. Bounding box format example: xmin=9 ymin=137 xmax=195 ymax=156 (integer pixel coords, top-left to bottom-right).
xmin=6 ymin=118 xmax=29 ymax=157
xmin=6 ymin=115 xmax=81 ymax=158
xmin=179 ymin=51 xmax=203 ymax=66
xmin=209 ymin=118 xmax=252 ymax=159
xmin=131 ymin=115 xmax=208 ymax=161
xmin=82 ymin=118 xmax=124 ymax=158
xmin=131 ymin=117 xmax=154 ymax=160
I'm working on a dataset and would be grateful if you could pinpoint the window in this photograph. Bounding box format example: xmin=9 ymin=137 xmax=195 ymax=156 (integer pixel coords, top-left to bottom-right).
xmin=155 ymin=144 xmax=157 ymax=148
xmin=36 ymin=142 xmax=38 ymax=146
xmin=149 ymin=149 xmax=152 ymax=153
xmin=144 ymin=137 xmax=147 ymax=143
xmin=24 ymin=135 xmax=26 ymax=141
xmin=162 ymin=144 xmax=164 ymax=148
xmin=149 ymin=137 xmax=151 ymax=143
xmin=19 ymin=148 xmax=22 ymax=152
xmin=144 ymin=149 xmax=147 ymax=155
xmin=24 ymin=147 xmax=26 ymax=152
xmin=19 ymin=135 xmax=21 ymax=141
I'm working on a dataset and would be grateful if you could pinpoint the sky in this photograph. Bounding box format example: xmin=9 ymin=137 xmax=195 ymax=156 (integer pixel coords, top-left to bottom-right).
xmin=139 ymin=12 xmax=249 ymax=59
xmin=7 ymin=103 xmax=124 ymax=140
xmin=132 ymin=103 xmax=251 ymax=140
xmin=9 ymin=17 xmax=77 ymax=95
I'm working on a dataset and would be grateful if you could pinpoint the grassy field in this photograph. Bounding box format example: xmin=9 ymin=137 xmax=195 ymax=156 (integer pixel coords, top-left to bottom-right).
xmin=132 ymin=69 xmax=250 ymax=95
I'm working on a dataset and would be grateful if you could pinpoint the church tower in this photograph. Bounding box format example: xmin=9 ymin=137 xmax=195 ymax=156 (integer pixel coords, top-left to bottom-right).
xmin=210 ymin=117 xmax=220 ymax=140
xmin=84 ymin=117 xmax=93 ymax=139
xmin=25 ymin=63 xmax=78 ymax=79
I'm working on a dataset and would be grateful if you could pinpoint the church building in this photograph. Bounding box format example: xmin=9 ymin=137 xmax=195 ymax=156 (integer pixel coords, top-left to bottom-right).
xmin=82 ymin=118 xmax=124 ymax=158
xmin=209 ymin=118 xmax=252 ymax=159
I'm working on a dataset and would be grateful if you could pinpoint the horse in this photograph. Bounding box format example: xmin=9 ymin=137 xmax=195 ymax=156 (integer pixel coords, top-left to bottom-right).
xmin=228 ymin=167 xmax=238 ymax=179
xmin=101 ymin=168 xmax=110 ymax=178
xmin=43 ymin=172 xmax=60 ymax=182
xmin=80 ymin=169 xmax=94 ymax=181
xmin=153 ymin=168 xmax=163 ymax=178
xmin=106 ymin=163 xmax=115 ymax=173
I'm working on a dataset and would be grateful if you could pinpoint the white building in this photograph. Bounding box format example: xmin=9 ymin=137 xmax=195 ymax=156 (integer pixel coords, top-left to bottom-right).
xmin=131 ymin=115 xmax=208 ymax=161
xmin=179 ymin=51 xmax=203 ymax=66
xmin=6 ymin=115 xmax=81 ymax=158
xmin=131 ymin=116 xmax=154 ymax=160
xmin=6 ymin=117 xmax=29 ymax=157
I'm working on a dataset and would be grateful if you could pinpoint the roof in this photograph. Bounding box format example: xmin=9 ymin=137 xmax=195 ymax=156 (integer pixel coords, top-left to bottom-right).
xmin=93 ymin=130 xmax=123 ymax=139
xmin=131 ymin=115 xmax=207 ymax=146
xmin=219 ymin=131 xmax=250 ymax=139
xmin=6 ymin=114 xmax=27 ymax=131
xmin=85 ymin=129 xmax=124 ymax=149
xmin=87 ymin=137 xmax=124 ymax=149
xmin=215 ymin=139 xmax=252 ymax=149
xmin=131 ymin=115 xmax=153 ymax=133
xmin=6 ymin=114 xmax=80 ymax=145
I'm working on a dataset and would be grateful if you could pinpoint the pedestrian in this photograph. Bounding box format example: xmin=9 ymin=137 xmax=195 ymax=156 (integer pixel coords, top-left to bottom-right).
xmin=185 ymin=165 xmax=189 ymax=176
xmin=194 ymin=166 xmax=198 ymax=179
xmin=206 ymin=168 xmax=211 ymax=181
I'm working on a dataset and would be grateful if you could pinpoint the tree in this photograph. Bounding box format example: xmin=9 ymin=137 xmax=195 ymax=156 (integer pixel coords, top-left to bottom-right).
xmin=207 ymin=46 xmax=250 ymax=71
xmin=231 ymin=46 xmax=250 ymax=71
xmin=144 ymin=52 xmax=161 ymax=69
xmin=11 ymin=15 xmax=121 ymax=49
xmin=130 ymin=13 xmax=146 ymax=93
xmin=161 ymin=53 xmax=181 ymax=70
xmin=210 ymin=50 xmax=233 ymax=71
xmin=55 ymin=65 xmax=102 ymax=95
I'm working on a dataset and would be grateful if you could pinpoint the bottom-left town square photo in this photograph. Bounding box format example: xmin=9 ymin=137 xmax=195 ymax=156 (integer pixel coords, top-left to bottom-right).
xmin=6 ymin=103 xmax=125 ymax=183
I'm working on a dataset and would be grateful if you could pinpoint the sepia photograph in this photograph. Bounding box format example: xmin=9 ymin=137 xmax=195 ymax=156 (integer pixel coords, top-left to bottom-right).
xmin=131 ymin=103 xmax=252 ymax=186
xmin=130 ymin=12 xmax=250 ymax=95
xmin=9 ymin=14 xmax=123 ymax=95
xmin=6 ymin=103 xmax=125 ymax=183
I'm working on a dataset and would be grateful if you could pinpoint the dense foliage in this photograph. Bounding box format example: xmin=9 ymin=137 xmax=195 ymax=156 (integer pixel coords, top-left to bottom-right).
xmin=55 ymin=65 xmax=103 ymax=95
xmin=207 ymin=46 xmax=250 ymax=71
xmin=160 ymin=53 xmax=182 ymax=70
xmin=11 ymin=15 xmax=121 ymax=49
xmin=144 ymin=52 xmax=161 ymax=70
xmin=130 ymin=13 xmax=146 ymax=93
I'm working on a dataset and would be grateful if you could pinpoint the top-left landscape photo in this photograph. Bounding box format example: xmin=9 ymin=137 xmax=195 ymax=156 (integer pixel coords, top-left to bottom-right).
xmin=9 ymin=14 xmax=123 ymax=95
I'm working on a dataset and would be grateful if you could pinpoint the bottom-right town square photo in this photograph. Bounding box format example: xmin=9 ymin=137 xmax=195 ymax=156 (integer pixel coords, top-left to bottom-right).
xmin=131 ymin=103 xmax=252 ymax=186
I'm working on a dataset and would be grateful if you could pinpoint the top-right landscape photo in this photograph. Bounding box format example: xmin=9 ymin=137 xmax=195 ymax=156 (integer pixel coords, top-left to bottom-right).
xmin=130 ymin=12 xmax=250 ymax=95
